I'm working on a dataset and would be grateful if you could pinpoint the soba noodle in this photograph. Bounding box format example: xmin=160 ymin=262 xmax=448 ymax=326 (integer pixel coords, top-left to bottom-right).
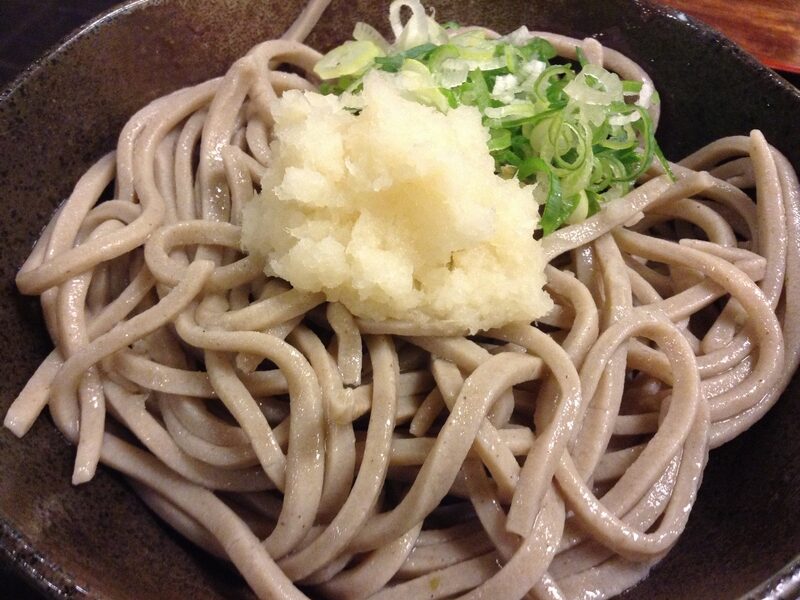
xmin=6 ymin=1 xmax=800 ymax=598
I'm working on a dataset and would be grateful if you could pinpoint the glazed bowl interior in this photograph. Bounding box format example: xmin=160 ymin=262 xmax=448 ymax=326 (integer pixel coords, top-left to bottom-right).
xmin=0 ymin=1 xmax=799 ymax=598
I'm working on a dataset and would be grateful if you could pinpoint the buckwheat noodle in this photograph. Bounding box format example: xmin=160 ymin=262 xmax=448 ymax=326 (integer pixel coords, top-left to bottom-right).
xmin=6 ymin=1 xmax=800 ymax=598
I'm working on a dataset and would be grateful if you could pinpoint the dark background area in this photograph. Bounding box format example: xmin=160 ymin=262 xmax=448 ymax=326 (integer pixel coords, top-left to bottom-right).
xmin=0 ymin=4 xmax=131 ymax=599
xmin=0 ymin=1 xmax=797 ymax=599
xmin=0 ymin=0 xmax=120 ymax=88
xmin=1 ymin=0 xmax=798 ymax=93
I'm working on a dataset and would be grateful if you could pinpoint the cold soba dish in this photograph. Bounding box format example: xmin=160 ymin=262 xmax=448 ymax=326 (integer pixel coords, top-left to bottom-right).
xmin=6 ymin=0 xmax=800 ymax=598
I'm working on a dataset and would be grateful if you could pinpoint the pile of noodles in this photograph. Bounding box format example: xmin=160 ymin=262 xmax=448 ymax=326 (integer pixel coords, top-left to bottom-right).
xmin=6 ymin=1 xmax=800 ymax=598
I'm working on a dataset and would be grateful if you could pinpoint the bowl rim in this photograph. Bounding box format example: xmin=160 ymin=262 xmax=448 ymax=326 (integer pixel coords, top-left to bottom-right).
xmin=0 ymin=0 xmax=799 ymax=598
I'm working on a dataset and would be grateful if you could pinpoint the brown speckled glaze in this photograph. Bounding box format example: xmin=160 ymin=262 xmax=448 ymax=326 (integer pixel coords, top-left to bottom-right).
xmin=0 ymin=1 xmax=798 ymax=599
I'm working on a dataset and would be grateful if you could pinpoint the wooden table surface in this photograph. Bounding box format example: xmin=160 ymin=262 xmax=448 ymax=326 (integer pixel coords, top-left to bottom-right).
xmin=659 ymin=0 xmax=800 ymax=73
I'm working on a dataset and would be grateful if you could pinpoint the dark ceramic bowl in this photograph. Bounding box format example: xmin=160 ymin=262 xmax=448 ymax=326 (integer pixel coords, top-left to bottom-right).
xmin=1 ymin=1 xmax=799 ymax=598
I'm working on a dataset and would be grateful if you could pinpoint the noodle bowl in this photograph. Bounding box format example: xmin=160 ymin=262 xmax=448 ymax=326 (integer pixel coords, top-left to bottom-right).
xmin=3 ymin=1 xmax=800 ymax=598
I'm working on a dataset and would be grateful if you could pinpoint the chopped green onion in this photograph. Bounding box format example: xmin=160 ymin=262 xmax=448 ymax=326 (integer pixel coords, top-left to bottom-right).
xmin=314 ymin=40 xmax=385 ymax=79
xmin=314 ymin=3 xmax=668 ymax=234
xmin=575 ymin=45 xmax=589 ymax=67
xmin=488 ymin=128 xmax=512 ymax=151
xmin=534 ymin=65 xmax=573 ymax=105
xmin=458 ymin=70 xmax=492 ymax=110
xmin=654 ymin=141 xmax=675 ymax=181
xmin=374 ymin=54 xmax=405 ymax=73
xmin=404 ymin=42 xmax=438 ymax=60
xmin=427 ymin=44 xmax=460 ymax=72
xmin=622 ymin=80 xmax=643 ymax=93
xmin=518 ymin=157 xmax=570 ymax=235
xmin=586 ymin=190 xmax=602 ymax=216
xmin=440 ymin=87 xmax=459 ymax=108
xmin=518 ymin=38 xmax=557 ymax=62
xmin=375 ymin=42 xmax=437 ymax=72
xmin=353 ymin=22 xmax=391 ymax=53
